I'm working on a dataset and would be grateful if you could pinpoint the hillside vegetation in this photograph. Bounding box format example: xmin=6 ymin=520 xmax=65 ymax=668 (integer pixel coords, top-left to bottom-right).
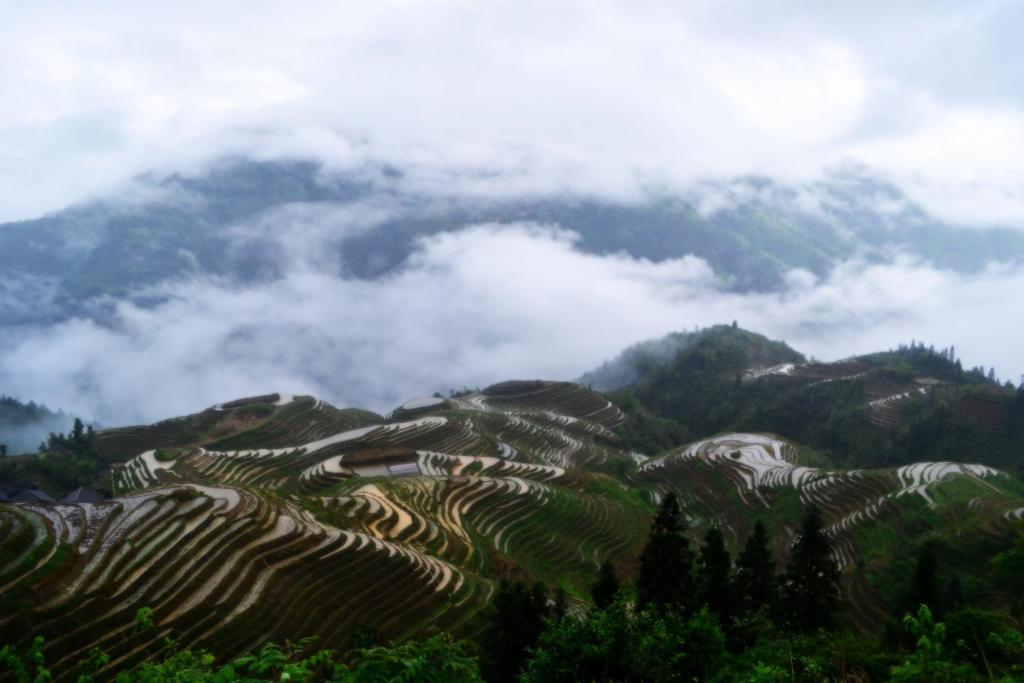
xmin=608 ymin=325 xmax=1024 ymax=472
xmin=1 ymin=369 xmax=1022 ymax=678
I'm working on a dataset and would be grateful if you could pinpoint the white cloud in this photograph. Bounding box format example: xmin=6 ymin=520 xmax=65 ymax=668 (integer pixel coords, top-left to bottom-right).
xmin=2 ymin=224 xmax=1020 ymax=425
xmin=2 ymin=1 xmax=1023 ymax=225
xmin=851 ymin=107 xmax=1024 ymax=226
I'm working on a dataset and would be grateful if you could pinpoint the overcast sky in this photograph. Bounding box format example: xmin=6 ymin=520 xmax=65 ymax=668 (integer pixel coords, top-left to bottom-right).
xmin=2 ymin=0 xmax=1023 ymax=225
xmin=2 ymin=1 xmax=1024 ymax=426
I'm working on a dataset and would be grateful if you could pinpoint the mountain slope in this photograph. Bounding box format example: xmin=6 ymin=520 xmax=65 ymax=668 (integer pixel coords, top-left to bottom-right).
xmin=1 ymin=381 xmax=1021 ymax=677
xmin=603 ymin=325 xmax=1024 ymax=472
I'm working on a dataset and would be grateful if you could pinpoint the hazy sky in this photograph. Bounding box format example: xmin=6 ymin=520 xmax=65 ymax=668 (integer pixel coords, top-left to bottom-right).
xmin=1 ymin=0 xmax=1023 ymax=225
xmin=2 ymin=1 xmax=1024 ymax=426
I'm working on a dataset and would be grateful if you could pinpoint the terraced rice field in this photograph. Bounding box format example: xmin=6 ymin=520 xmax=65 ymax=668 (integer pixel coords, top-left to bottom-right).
xmin=954 ymin=390 xmax=1010 ymax=431
xmin=2 ymin=380 xmax=1021 ymax=674
xmin=0 ymin=382 xmax=645 ymax=676
xmin=747 ymin=357 xmax=950 ymax=429
xmin=747 ymin=359 xmax=873 ymax=386
xmin=636 ymin=431 xmax=1023 ymax=630
xmin=866 ymin=385 xmax=931 ymax=427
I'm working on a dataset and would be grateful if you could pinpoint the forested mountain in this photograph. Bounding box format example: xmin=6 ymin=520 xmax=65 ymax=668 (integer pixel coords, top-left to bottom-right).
xmin=3 ymin=159 xmax=1024 ymax=327
xmin=595 ymin=325 xmax=1024 ymax=472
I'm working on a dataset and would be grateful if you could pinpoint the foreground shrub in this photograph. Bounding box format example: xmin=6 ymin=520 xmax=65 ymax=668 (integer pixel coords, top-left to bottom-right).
xmin=520 ymin=601 xmax=725 ymax=682
xmin=1 ymin=634 xmax=482 ymax=682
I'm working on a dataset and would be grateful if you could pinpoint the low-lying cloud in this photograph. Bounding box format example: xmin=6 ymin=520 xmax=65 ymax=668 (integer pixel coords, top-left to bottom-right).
xmin=3 ymin=222 xmax=1022 ymax=427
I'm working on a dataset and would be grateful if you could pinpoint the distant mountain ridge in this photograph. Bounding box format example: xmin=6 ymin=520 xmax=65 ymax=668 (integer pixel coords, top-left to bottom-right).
xmin=3 ymin=159 xmax=1024 ymax=327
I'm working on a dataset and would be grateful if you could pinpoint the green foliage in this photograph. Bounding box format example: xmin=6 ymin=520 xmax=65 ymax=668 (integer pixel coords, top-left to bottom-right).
xmin=519 ymin=601 xmax=725 ymax=683
xmin=227 ymin=640 xmax=336 ymax=681
xmin=343 ymin=634 xmax=482 ymax=682
xmin=154 ymin=448 xmax=180 ymax=462
xmin=1 ymin=633 xmax=482 ymax=682
xmin=0 ymin=636 xmax=51 ymax=683
xmin=889 ymin=605 xmax=976 ymax=682
xmin=75 ymin=648 xmax=109 ymax=683
xmin=943 ymin=607 xmax=1024 ymax=679
xmin=116 ymin=649 xmax=220 ymax=682
xmin=134 ymin=606 xmax=155 ymax=633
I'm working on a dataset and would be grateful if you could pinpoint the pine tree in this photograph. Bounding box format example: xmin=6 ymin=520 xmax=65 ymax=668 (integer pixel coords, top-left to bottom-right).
xmin=945 ymin=576 xmax=964 ymax=611
xmin=71 ymin=417 xmax=85 ymax=447
xmin=591 ymin=560 xmax=620 ymax=611
xmin=636 ymin=492 xmax=696 ymax=614
xmin=698 ymin=526 xmax=732 ymax=623
xmin=734 ymin=520 xmax=776 ymax=619
xmin=481 ymin=580 xmax=548 ymax=683
xmin=551 ymin=587 xmax=568 ymax=622
xmin=783 ymin=506 xmax=840 ymax=632
xmin=904 ymin=541 xmax=941 ymax=617
xmin=527 ymin=582 xmax=549 ymax=632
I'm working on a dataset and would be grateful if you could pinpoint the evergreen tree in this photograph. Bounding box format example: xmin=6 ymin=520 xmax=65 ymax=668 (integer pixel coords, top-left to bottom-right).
xmin=71 ymin=417 xmax=85 ymax=447
xmin=527 ymin=582 xmax=549 ymax=632
xmin=734 ymin=520 xmax=776 ymax=619
xmin=591 ymin=561 xmax=620 ymax=611
xmin=480 ymin=580 xmax=548 ymax=683
xmin=636 ymin=492 xmax=696 ymax=614
xmin=551 ymin=587 xmax=568 ymax=622
xmin=782 ymin=506 xmax=840 ymax=632
xmin=698 ymin=526 xmax=733 ymax=623
xmin=944 ymin=576 xmax=964 ymax=611
xmin=904 ymin=541 xmax=941 ymax=617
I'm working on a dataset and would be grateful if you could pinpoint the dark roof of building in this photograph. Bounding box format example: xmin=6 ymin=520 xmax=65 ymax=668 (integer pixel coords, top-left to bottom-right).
xmin=60 ymin=487 xmax=107 ymax=504
xmin=11 ymin=488 xmax=55 ymax=504
xmin=1 ymin=479 xmax=39 ymax=496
